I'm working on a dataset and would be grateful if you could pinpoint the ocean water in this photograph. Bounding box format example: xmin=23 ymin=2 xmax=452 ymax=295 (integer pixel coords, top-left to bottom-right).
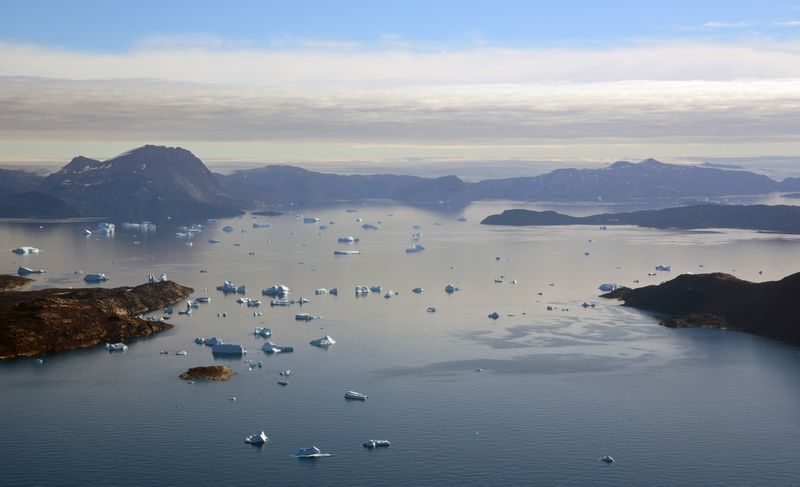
xmin=1 ymin=201 xmax=800 ymax=486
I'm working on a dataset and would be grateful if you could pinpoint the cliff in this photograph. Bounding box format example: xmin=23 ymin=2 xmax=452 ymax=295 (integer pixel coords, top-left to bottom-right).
xmin=0 ymin=280 xmax=194 ymax=359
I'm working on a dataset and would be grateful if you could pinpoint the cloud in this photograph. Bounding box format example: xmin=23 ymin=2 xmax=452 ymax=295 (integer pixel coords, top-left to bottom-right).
xmin=703 ymin=21 xmax=755 ymax=28
xmin=772 ymin=20 xmax=800 ymax=27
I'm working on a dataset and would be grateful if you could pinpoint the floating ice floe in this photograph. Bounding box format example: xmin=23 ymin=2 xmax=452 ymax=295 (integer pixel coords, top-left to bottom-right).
xmin=315 ymin=288 xmax=328 ymax=295
xmin=17 ymin=266 xmax=45 ymax=276
xmin=254 ymin=327 xmax=272 ymax=338
xmin=211 ymin=344 xmax=246 ymax=356
xmin=412 ymin=287 xmax=424 ymax=294
xmin=245 ymin=431 xmax=268 ymax=445
xmin=334 ymin=250 xmax=360 ymax=255
xmin=84 ymin=273 xmax=109 ymax=283
xmin=309 ymin=336 xmax=336 ymax=347
xmin=337 ymin=236 xmax=356 ymax=243
xmin=293 ymin=446 xmax=331 ymax=458
xmin=345 ymin=391 xmax=367 ymax=401
xmin=261 ymin=341 xmax=294 ymax=353
xmin=363 ymin=440 xmax=391 ymax=448
xmin=655 ymin=265 xmax=672 ymax=271
xmin=427 ymin=307 xmax=437 ymax=313
xmin=354 ymin=286 xmax=370 ymax=296
xmin=11 ymin=246 xmax=39 ymax=255
xmin=270 ymin=298 xmax=291 ymax=307
xmin=105 ymin=342 xmax=127 ymax=352
xmin=217 ymin=281 xmax=246 ymax=294
xmin=262 ymin=284 xmax=290 ymax=297
xmin=405 ymin=244 xmax=425 ymax=253
xmin=295 ymin=313 xmax=319 ymax=322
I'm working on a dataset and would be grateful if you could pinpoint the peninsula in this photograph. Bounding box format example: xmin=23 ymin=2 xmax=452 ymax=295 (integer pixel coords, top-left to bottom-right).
xmin=0 ymin=280 xmax=193 ymax=359
xmin=601 ymin=272 xmax=800 ymax=344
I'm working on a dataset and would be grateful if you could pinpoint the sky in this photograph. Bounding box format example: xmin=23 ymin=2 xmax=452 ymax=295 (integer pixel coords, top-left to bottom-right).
xmin=1 ymin=0 xmax=800 ymax=168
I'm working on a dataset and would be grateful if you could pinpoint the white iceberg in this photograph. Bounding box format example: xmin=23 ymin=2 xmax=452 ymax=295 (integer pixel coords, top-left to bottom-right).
xmin=11 ymin=246 xmax=39 ymax=255
xmin=655 ymin=265 xmax=672 ymax=272
xmin=217 ymin=281 xmax=246 ymax=294
xmin=270 ymin=298 xmax=291 ymax=307
xmin=315 ymin=288 xmax=328 ymax=295
xmin=254 ymin=327 xmax=272 ymax=338
xmin=354 ymin=286 xmax=370 ymax=296
xmin=345 ymin=391 xmax=368 ymax=401
xmin=302 ymin=216 xmax=320 ymax=224
xmin=337 ymin=236 xmax=356 ymax=243
xmin=17 ymin=266 xmax=45 ymax=276
xmin=261 ymin=341 xmax=294 ymax=353
xmin=310 ymin=336 xmax=335 ymax=347
xmin=334 ymin=250 xmax=360 ymax=255
xmin=295 ymin=313 xmax=318 ymax=322
xmin=262 ymin=284 xmax=290 ymax=297
xmin=363 ymin=440 xmax=391 ymax=448
xmin=405 ymin=244 xmax=425 ymax=253
xmin=293 ymin=446 xmax=331 ymax=458
xmin=598 ymin=283 xmax=619 ymax=292
xmin=84 ymin=273 xmax=109 ymax=283
xmin=105 ymin=342 xmax=127 ymax=352
xmin=94 ymin=223 xmax=115 ymax=236
xmin=245 ymin=431 xmax=268 ymax=445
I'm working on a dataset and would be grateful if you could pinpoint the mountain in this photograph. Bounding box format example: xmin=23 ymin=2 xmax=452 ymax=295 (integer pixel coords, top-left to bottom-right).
xmin=0 ymin=191 xmax=81 ymax=218
xmin=39 ymin=145 xmax=242 ymax=221
xmin=470 ymin=158 xmax=787 ymax=201
xmin=481 ymin=204 xmax=800 ymax=234
xmin=0 ymin=168 xmax=45 ymax=196
xmin=219 ymin=165 xmax=469 ymax=208
xmin=601 ymin=272 xmax=800 ymax=344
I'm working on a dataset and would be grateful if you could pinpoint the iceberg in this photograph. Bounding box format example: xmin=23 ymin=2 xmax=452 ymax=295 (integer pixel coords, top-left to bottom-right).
xmin=363 ymin=440 xmax=391 ymax=448
xmin=295 ymin=313 xmax=318 ymax=322
xmin=17 ymin=266 xmax=45 ymax=276
xmin=84 ymin=273 xmax=109 ymax=283
xmin=337 ymin=236 xmax=356 ymax=243
xmin=81 ymin=229 xmax=92 ymax=237
xmin=310 ymin=336 xmax=336 ymax=347
xmin=344 ymin=390 xmax=368 ymax=401
xmin=412 ymin=287 xmax=424 ymax=294
xmin=208 ymin=239 xmax=220 ymax=244
xmin=405 ymin=244 xmax=425 ymax=253
xmin=262 ymin=284 xmax=290 ymax=297
xmin=600 ymin=456 xmax=615 ymax=464
xmin=222 ymin=226 xmax=234 ymax=233
xmin=94 ymin=223 xmax=115 ymax=236
xmin=293 ymin=446 xmax=331 ymax=458
xmin=488 ymin=312 xmax=500 ymax=320
xmin=245 ymin=431 xmax=268 ymax=445
xmin=457 ymin=216 xmax=467 ymax=222
xmin=11 ymin=246 xmax=39 ymax=255
xmin=252 ymin=222 xmax=271 ymax=229
xmin=361 ymin=223 xmax=379 ymax=230
xmin=334 ymin=250 xmax=360 ymax=255
xmin=598 ymin=283 xmax=619 ymax=292
xmin=105 ymin=342 xmax=128 ymax=352
xmin=315 ymin=288 xmax=328 ymax=295
xmin=426 ymin=307 xmax=436 ymax=313
xmin=655 ymin=265 xmax=672 ymax=272
xmin=444 ymin=284 xmax=459 ymax=294
xmin=254 ymin=327 xmax=272 ymax=338
xmin=195 ymin=297 xmax=210 ymax=303
xmin=217 ymin=281 xmax=246 ymax=294
xmin=211 ymin=344 xmax=246 ymax=356
xmin=270 ymin=298 xmax=291 ymax=307
xmin=354 ymin=286 xmax=370 ymax=296
xmin=147 ymin=273 xmax=168 ymax=283
xmin=202 ymin=337 xmax=224 ymax=346
xmin=329 ymin=288 xmax=338 ymax=295
xmin=261 ymin=341 xmax=294 ymax=353
xmin=303 ymin=216 xmax=320 ymax=224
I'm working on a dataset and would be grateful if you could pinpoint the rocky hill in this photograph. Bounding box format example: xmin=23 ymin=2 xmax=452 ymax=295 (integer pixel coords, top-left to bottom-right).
xmin=602 ymin=272 xmax=800 ymax=344
xmin=0 ymin=280 xmax=193 ymax=359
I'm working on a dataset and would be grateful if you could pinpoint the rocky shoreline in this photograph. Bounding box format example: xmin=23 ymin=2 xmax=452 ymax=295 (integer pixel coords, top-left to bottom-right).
xmin=0 ymin=279 xmax=193 ymax=359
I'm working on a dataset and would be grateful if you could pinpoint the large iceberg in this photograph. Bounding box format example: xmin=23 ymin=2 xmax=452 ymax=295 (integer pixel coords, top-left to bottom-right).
xmin=309 ymin=336 xmax=335 ymax=347
xmin=217 ymin=281 xmax=246 ymax=294
xmin=262 ymin=284 xmax=290 ymax=297
xmin=84 ymin=273 xmax=109 ymax=283
xmin=17 ymin=266 xmax=45 ymax=276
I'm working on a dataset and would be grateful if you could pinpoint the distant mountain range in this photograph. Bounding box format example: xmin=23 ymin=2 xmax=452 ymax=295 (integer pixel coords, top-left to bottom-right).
xmin=3 ymin=146 xmax=800 ymax=221
xmin=602 ymin=272 xmax=800 ymax=344
xmin=481 ymin=204 xmax=800 ymax=234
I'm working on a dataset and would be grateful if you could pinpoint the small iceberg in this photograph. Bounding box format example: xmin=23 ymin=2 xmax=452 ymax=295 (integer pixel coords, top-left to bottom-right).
xmin=245 ymin=431 xmax=268 ymax=445
xmin=361 ymin=223 xmax=379 ymax=230
xmin=295 ymin=313 xmax=318 ymax=322
xmin=94 ymin=223 xmax=115 ymax=236
xmin=426 ymin=307 xmax=436 ymax=313
xmin=262 ymin=284 xmax=290 ymax=297
xmin=12 ymin=246 xmax=40 ymax=255
xmin=261 ymin=341 xmax=294 ymax=353
xmin=655 ymin=265 xmax=672 ymax=271
xmin=105 ymin=342 xmax=128 ymax=352
xmin=600 ymin=456 xmax=615 ymax=464
xmin=412 ymin=287 xmax=424 ymax=294
xmin=208 ymin=239 xmax=220 ymax=244
xmin=211 ymin=344 xmax=246 ymax=356
xmin=222 ymin=226 xmax=234 ymax=233
xmin=405 ymin=244 xmax=425 ymax=253
xmin=270 ymin=298 xmax=291 ymax=307
xmin=598 ymin=283 xmax=619 ymax=292
xmin=217 ymin=281 xmax=246 ymax=294
xmin=444 ymin=284 xmax=459 ymax=294
xmin=354 ymin=286 xmax=370 ymax=296
xmin=363 ymin=440 xmax=390 ymax=448
xmin=488 ymin=312 xmax=500 ymax=320
xmin=81 ymin=229 xmax=92 ymax=237
xmin=310 ymin=336 xmax=336 ymax=347
xmin=147 ymin=273 xmax=168 ymax=283
xmin=456 ymin=216 xmax=467 ymax=222
xmin=252 ymin=222 xmax=271 ymax=229
xmin=254 ymin=327 xmax=272 ymax=338
xmin=293 ymin=446 xmax=331 ymax=458
xmin=334 ymin=250 xmax=360 ymax=255
xmin=345 ymin=390 xmax=368 ymax=401
xmin=315 ymin=288 xmax=328 ymax=295
xmin=303 ymin=216 xmax=320 ymax=224
xmin=246 ymin=299 xmax=262 ymax=307
xmin=84 ymin=273 xmax=109 ymax=283
xmin=329 ymin=288 xmax=338 ymax=296
xmin=337 ymin=236 xmax=356 ymax=243
xmin=17 ymin=266 xmax=45 ymax=276
xmin=200 ymin=337 xmax=224 ymax=346
xmin=195 ymin=297 xmax=210 ymax=303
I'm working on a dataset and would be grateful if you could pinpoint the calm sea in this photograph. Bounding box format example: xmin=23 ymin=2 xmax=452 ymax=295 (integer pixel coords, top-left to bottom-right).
xmin=1 ymin=200 xmax=799 ymax=486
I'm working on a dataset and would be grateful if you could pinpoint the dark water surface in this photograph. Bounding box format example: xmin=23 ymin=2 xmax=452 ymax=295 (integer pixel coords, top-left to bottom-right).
xmin=2 ymin=201 xmax=799 ymax=486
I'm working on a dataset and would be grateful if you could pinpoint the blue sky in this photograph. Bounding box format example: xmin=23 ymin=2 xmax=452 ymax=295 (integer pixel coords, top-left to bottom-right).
xmin=3 ymin=0 xmax=799 ymax=51
xmin=1 ymin=1 xmax=800 ymax=166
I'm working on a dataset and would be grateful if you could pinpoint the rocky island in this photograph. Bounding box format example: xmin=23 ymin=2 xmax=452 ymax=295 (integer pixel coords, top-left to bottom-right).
xmin=481 ymin=204 xmax=800 ymax=234
xmin=179 ymin=366 xmax=235 ymax=381
xmin=602 ymin=272 xmax=800 ymax=344
xmin=0 ymin=279 xmax=193 ymax=359
xmin=0 ymin=275 xmax=32 ymax=291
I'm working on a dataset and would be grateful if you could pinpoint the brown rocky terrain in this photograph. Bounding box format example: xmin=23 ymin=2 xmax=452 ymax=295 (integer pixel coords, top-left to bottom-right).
xmin=179 ymin=365 xmax=235 ymax=381
xmin=0 ymin=279 xmax=193 ymax=359
xmin=0 ymin=275 xmax=31 ymax=291
xmin=602 ymin=272 xmax=800 ymax=344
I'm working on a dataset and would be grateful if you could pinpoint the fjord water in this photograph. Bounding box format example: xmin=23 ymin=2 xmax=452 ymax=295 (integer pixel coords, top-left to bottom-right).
xmin=2 ymin=201 xmax=800 ymax=486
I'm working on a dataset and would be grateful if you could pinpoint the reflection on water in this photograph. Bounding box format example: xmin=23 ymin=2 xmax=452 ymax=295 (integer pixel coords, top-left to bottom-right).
xmin=1 ymin=201 xmax=800 ymax=486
